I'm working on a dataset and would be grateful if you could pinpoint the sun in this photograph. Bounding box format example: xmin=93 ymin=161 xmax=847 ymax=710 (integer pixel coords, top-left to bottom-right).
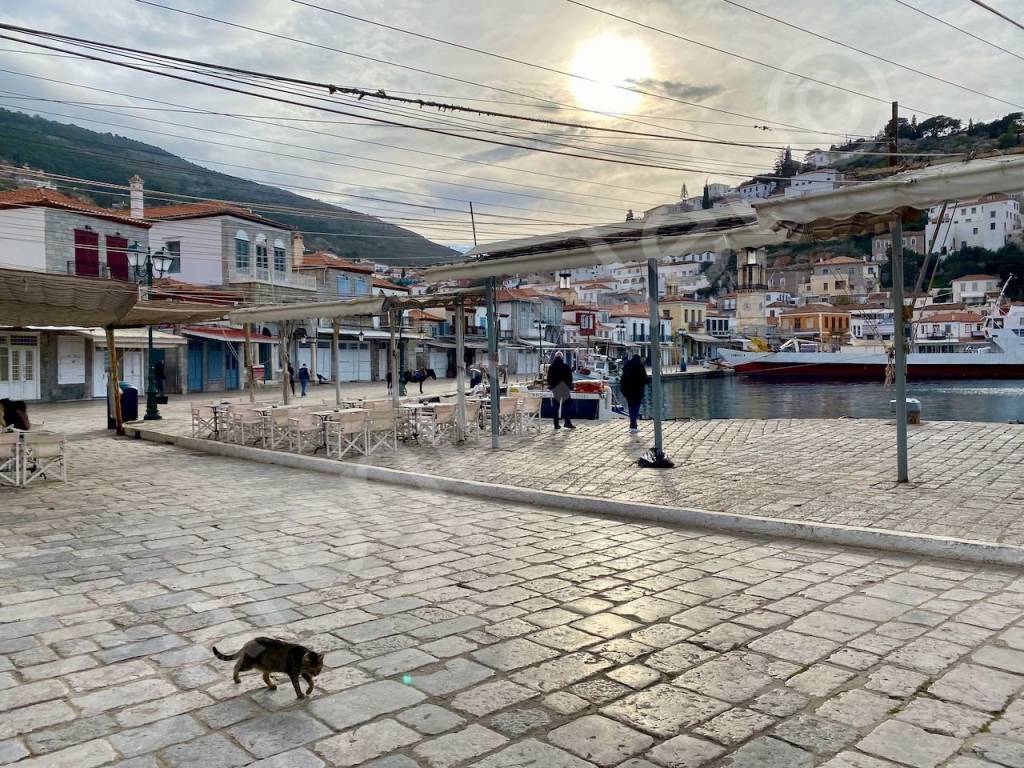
xmin=569 ymin=34 xmax=653 ymax=114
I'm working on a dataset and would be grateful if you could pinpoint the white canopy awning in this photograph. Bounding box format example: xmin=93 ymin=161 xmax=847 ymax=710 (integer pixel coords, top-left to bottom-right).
xmin=754 ymin=155 xmax=1024 ymax=237
xmin=77 ymin=328 xmax=187 ymax=348
xmin=228 ymin=296 xmax=385 ymax=323
xmin=424 ymin=206 xmax=789 ymax=282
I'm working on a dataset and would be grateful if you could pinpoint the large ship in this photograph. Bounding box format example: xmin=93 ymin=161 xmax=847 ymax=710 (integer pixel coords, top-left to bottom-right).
xmin=719 ymin=284 xmax=1024 ymax=380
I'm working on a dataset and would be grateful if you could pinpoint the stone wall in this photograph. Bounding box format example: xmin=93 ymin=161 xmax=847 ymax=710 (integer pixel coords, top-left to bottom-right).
xmin=44 ymin=210 xmax=149 ymax=276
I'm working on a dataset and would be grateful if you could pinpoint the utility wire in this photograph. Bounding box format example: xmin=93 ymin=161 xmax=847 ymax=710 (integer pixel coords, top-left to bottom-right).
xmin=966 ymin=0 xmax=1024 ymax=33
xmin=891 ymin=0 xmax=1024 ymax=64
xmin=721 ymin=0 xmax=1024 ymax=111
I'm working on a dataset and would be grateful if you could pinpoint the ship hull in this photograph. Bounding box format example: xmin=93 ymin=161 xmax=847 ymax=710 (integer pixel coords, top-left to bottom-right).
xmin=729 ymin=360 xmax=1024 ymax=380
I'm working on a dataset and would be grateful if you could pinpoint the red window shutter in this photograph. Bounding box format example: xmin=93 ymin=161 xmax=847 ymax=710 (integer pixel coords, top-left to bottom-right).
xmin=106 ymin=236 xmax=130 ymax=281
xmin=73 ymin=229 xmax=100 ymax=276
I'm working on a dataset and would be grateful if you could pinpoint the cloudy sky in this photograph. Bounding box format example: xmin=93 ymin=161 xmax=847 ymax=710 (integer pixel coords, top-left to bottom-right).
xmin=1 ymin=0 xmax=1021 ymax=251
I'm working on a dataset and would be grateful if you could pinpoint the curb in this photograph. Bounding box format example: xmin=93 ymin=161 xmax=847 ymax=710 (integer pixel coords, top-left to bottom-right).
xmin=130 ymin=425 xmax=1024 ymax=568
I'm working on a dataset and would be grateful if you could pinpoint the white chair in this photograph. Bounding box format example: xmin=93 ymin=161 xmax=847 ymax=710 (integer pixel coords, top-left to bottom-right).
xmin=288 ymin=410 xmax=324 ymax=454
xmin=461 ymin=401 xmax=481 ymax=441
xmin=498 ymin=398 xmax=520 ymax=435
xmin=190 ymin=405 xmax=216 ymax=439
xmin=227 ymin=406 xmax=264 ymax=446
xmin=265 ymin=408 xmax=292 ymax=450
xmin=365 ymin=409 xmax=399 ymax=455
xmin=21 ymin=432 xmax=66 ymax=486
xmin=326 ymin=411 xmax=368 ymax=459
xmin=517 ymin=396 xmax=543 ymax=434
xmin=0 ymin=432 xmax=22 ymax=487
xmin=420 ymin=404 xmax=457 ymax=446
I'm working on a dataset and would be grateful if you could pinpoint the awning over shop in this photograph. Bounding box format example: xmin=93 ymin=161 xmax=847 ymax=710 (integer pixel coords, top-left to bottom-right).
xmin=181 ymin=326 xmax=279 ymax=343
xmin=423 ymin=207 xmax=788 ymax=282
xmin=0 ymin=268 xmax=138 ymax=326
xmin=425 ymin=338 xmax=489 ymax=350
xmin=684 ymin=333 xmax=722 ymax=344
xmin=76 ymin=328 xmax=187 ymax=348
xmin=228 ymin=296 xmax=385 ymax=323
xmin=115 ymin=300 xmax=228 ymax=328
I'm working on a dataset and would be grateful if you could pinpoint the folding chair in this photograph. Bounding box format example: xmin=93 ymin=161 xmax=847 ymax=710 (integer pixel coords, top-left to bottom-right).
xmin=227 ymin=406 xmax=264 ymax=446
xmin=0 ymin=432 xmax=22 ymax=487
xmin=365 ymin=409 xmax=399 ymax=455
xmin=498 ymin=397 xmax=520 ymax=435
xmin=21 ymin=432 xmax=66 ymax=486
xmin=326 ymin=411 xmax=368 ymax=459
xmin=461 ymin=401 xmax=481 ymax=441
xmin=190 ymin=405 xmax=216 ymax=439
xmin=265 ymin=408 xmax=292 ymax=450
xmin=420 ymin=404 xmax=457 ymax=446
xmin=517 ymin=396 xmax=543 ymax=434
xmin=288 ymin=409 xmax=324 ymax=454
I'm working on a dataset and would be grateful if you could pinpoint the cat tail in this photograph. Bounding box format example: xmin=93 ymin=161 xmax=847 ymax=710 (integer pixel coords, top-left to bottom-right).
xmin=212 ymin=645 xmax=240 ymax=661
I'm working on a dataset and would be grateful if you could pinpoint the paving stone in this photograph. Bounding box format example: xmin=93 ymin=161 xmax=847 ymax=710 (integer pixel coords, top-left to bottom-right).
xmin=856 ymin=720 xmax=961 ymax=768
xmin=359 ymin=648 xmax=437 ymax=677
xmin=0 ymin=700 xmax=75 ymax=740
xmin=24 ymin=714 xmax=116 ymax=755
xmin=0 ymin=739 xmax=29 ymax=764
xmin=0 ymin=680 xmax=67 ymax=712
xmin=674 ymin=652 xmax=779 ymax=703
xmin=316 ymin=719 xmax=420 ymax=767
xmin=471 ymin=638 xmax=559 ymax=671
xmin=472 ymin=738 xmax=594 ymax=767
xmin=488 ymin=707 xmax=551 ymax=737
xmin=72 ymin=679 xmax=179 ymax=717
xmin=895 ymin=697 xmax=990 ymax=737
xmin=601 ymin=683 xmax=729 ymax=738
xmin=160 ymin=733 xmax=250 ymax=768
xmin=772 ymin=714 xmax=858 ymax=755
xmin=413 ymin=724 xmax=505 ymax=768
xmin=973 ymin=645 xmax=1024 ymax=674
xmin=543 ymin=691 xmax=590 ymax=715
xmin=229 ymin=712 xmax=332 ymax=759
xmin=511 ymin=652 xmax=612 ymax=692
xmin=530 ymin=625 xmax=602 ymax=652
xmin=196 ymin=698 xmax=264 ymax=729
xmin=721 ymin=737 xmax=814 ymax=768
xmin=570 ymin=613 xmax=642 ymax=639
xmin=928 ymin=662 xmax=1024 ymax=712
xmin=115 ymin=691 xmax=214 ymax=727
xmin=646 ymin=643 xmax=716 ymax=674
xmin=8 ymin=738 xmax=117 ymax=768
xmin=789 ymin=612 xmax=876 ymax=642
xmin=688 ymin=622 xmax=760 ymax=651
xmin=607 ymin=664 xmax=661 ymax=690
xmin=395 ymin=703 xmax=465 ymax=735
xmin=864 ymin=665 xmax=928 ymax=697
xmin=571 ymin=677 xmax=632 ymax=704
xmin=362 ymin=758 xmax=420 ymax=768
xmin=828 ymin=596 xmax=907 ymax=623
xmin=451 ymin=680 xmax=537 ymax=716
xmin=820 ymin=752 xmax=903 ymax=768
xmin=887 ymin=637 xmax=969 ymax=674
xmin=747 ymin=630 xmax=838 ymax=665
xmin=786 ymin=664 xmax=856 ymax=697
xmin=971 ymin=736 xmax=1024 ymax=768
xmin=694 ymin=708 xmax=776 ymax=746
xmin=815 ymin=689 xmax=897 ymax=728
xmin=410 ymin=658 xmax=494 ymax=696
xmin=612 ymin=597 xmax=683 ymax=623
xmin=309 ymin=680 xmax=426 ymax=729
xmin=109 ymin=715 xmax=205 ymax=758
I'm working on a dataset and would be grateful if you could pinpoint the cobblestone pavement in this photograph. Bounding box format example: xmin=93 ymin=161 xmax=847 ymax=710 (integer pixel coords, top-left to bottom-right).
xmin=110 ymin=393 xmax=1024 ymax=546
xmin=4 ymin=432 xmax=1024 ymax=766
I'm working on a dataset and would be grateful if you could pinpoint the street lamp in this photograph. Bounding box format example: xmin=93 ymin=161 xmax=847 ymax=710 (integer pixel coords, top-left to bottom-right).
xmin=127 ymin=241 xmax=173 ymax=421
xmin=397 ymin=323 xmax=407 ymax=396
xmin=535 ymin=318 xmax=547 ymax=374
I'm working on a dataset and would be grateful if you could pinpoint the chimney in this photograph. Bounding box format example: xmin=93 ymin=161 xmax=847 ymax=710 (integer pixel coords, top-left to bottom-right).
xmin=291 ymin=231 xmax=305 ymax=269
xmin=129 ymin=175 xmax=144 ymax=219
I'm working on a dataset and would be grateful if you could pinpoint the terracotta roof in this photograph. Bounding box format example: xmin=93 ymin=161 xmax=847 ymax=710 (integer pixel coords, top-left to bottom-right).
xmin=372 ymin=276 xmax=409 ymax=292
xmin=562 ymin=304 xmax=598 ymax=312
xmin=408 ymin=308 xmax=446 ymax=322
xmin=916 ymin=311 xmax=984 ymax=323
xmin=298 ymin=251 xmax=374 ymax=274
xmin=0 ymin=187 xmax=150 ymax=227
xmin=609 ymin=303 xmax=651 ymax=318
xmin=952 ymin=274 xmax=999 ymax=282
xmin=817 ymin=255 xmax=865 ymax=265
xmin=145 ymin=202 xmax=290 ymax=230
xmin=151 ymin=278 xmax=244 ymax=306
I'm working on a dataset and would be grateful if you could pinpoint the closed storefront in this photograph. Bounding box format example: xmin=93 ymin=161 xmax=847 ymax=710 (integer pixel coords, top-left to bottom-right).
xmin=0 ymin=332 xmax=40 ymax=401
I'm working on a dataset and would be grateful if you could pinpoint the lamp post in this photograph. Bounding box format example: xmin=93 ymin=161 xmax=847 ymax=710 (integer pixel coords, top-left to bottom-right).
xmin=127 ymin=242 xmax=172 ymax=421
xmin=677 ymin=328 xmax=687 ymax=371
xmin=397 ymin=322 xmax=407 ymax=396
xmin=535 ymin=318 xmax=547 ymax=374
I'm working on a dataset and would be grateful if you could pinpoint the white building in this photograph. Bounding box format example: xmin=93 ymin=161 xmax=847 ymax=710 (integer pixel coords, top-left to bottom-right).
xmin=951 ymin=274 xmax=1000 ymax=305
xmin=849 ymin=306 xmax=894 ymax=344
xmin=925 ymin=194 xmax=1022 ymax=254
xmin=737 ymin=180 xmax=777 ymax=201
xmin=784 ymin=169 xmax=843 ymax=198
xmin=804 ymin=149 xmax=832 ymax=168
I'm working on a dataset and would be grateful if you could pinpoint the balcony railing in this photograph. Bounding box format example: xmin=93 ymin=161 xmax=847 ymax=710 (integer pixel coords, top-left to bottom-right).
xmin=228 ymin=263 xmax=316 ymax=291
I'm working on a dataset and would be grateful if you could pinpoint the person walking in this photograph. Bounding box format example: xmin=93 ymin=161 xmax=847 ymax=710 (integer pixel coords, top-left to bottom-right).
xmin=298 ymin=364 xmax=311 ymax=397
xmin=153 ymin=360 xmax=167 ymax=398
xmin=287 ymin=364 xmax=296 ymax=397
xmin=546 ymin=351 xmax=575 ymax=430
xmin=618 ymin=354 xmax=648 ymax=434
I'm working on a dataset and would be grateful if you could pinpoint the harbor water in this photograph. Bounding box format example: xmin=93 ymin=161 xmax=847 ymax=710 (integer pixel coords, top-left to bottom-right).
xmin=625 ymin=376 xmax=1024 ymax=423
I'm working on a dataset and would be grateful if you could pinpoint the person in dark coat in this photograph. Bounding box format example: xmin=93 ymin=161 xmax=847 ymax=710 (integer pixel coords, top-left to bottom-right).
xmin=298 ymin=364 xmax=311 ymax=397
xmin=546 ymin=351 xmax=575 ymax=430
xmin=287 ymin=364 xmax=296 ymax=396
xmin=153 ymin=360 xmax=166 ymax=398
xmin=0 ymin=399 xmax=30 ymax=431
xmin=618 ymin=355 xmax=648 ymax=433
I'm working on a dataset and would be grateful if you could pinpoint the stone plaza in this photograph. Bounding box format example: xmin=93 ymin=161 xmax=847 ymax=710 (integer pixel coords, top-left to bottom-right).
xmin=2 ymin=400 xmax=1024 ymax=766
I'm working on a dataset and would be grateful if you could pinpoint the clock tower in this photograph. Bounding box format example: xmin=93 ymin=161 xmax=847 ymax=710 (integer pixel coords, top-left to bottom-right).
xmin=735 ymin=248 xmax=770 ymax=338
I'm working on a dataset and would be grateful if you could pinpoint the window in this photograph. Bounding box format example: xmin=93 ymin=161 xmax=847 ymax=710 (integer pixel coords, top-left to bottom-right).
xmin=991 ymin=211 xmax=996 ymax=218
xmin=163 ymin=240 xmax=181 ymax=273
xmin=106 ymin=235 xmax=130 ymax=281
xmin=991 ymin=223 xmax=997 ymax=230
xmin=273 ymin=239 xmax=287 ymax=272
xmin=73 ymin=228 xmax=100 ymax=276
xmin=234 ymin=230 xmax=250 ymax=271
xmin=337 ymin=275 xmax=350 ymax=295
xmin=255 ymin=236 xmax=268 ymax=270
xmin=973 ymin=228 xmax=979 ymax=235
xmin=354 ymin=277 xmax=368 ymax=296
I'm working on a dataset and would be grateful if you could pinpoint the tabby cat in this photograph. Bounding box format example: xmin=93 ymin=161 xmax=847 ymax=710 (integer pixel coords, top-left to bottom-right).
xmin=213 ymin=637 xmax=324 ymax=699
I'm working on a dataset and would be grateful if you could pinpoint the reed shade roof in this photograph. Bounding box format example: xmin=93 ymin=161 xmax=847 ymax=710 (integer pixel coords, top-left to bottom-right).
xmin=754 ymin=155 xmax=1024 ymax=238
xmin=423 ymin=206 xmax=789 ymax=281
xmin=0 ymin=267 xmax=140 ymax=326
xmin=228 ymin=296 xmax=385 ymax=323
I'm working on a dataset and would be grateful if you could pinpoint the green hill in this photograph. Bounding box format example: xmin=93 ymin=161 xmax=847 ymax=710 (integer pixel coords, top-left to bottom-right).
xmin=0 ymin=108 xmax=461 ymax=265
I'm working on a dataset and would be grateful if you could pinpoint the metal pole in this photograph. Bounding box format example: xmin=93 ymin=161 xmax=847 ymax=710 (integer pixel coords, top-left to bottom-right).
xmin=106 ymin=326 xmax=124 ymax=436
xmin=486 ymin=277 xmax=500 ymax=449
xmin=389 ymin=308 xmax=401 ymax=408
xmin=889 ymin=101 xmax=899 ymax=167
xmin=143 ymin=256 xmax=161 ymax=420
xmin=332 ymin=319 xmax=341 ymax=406
xmin=244 ymin=323 xmax=255 ymax=404
xmin=469 ymin=202 xmax=478 ymax=247
xmin=455 ymin=298 xmax=467 ymax=442
xmin=641 ymin=257 xmax=672 ymax=468
xmin=280 ymin=321 xmax=290 ymax=405
xmin=891 ymin=213 xmax=909 ymax=482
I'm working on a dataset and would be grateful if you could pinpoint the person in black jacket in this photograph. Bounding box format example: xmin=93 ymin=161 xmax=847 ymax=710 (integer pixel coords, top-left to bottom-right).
xmin=546 ymin=351 xmax=575 ymax=430
xmin=618 ymin=354 xmax=648 ymax=434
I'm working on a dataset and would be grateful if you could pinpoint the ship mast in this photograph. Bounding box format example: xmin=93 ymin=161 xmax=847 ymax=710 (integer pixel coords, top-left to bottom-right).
xmin=984 ymin=274 xmax=1014 ymax=332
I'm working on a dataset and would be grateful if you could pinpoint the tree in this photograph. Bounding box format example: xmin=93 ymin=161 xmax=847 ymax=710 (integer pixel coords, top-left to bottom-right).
xmin=917 ymin=115 xmax=962 ymax=138
xmin=701 ymin=184 xmax=712 ymax=210
xmin=773 ymin=147 xmax=800 ymax=179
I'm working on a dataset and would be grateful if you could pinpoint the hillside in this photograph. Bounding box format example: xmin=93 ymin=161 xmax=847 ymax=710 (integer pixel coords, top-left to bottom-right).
xmin=0 ymin=108 xmax=461 ymax=265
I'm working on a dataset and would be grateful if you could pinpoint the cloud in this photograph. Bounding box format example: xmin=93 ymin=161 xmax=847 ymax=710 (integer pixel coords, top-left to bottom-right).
xmin=626 ymin=78 xmax=723 ymax=102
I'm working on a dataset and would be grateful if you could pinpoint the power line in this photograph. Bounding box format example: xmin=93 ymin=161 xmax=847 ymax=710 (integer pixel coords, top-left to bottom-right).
xmin=720 ymin=0 xmax=1024 ymax=112
xmin=565 ymin=0 xmax=934 ymax=116
xmin=891 ymin=0 xmax=1024 ymax=64
xmin=966 ymin=0 xmax=1024 ymax=33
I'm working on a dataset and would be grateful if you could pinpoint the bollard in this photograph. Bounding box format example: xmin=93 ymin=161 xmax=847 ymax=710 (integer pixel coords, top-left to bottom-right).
xmin=891 ymin=398 xmax=921 ymax=425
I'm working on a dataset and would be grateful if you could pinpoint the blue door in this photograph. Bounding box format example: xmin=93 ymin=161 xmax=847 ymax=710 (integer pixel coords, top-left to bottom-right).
xmin=225 ymin=343 xmax=239 ymax=389
xmin=187 ymin=341 xmax=203 ymax=392
xmin=207 ymin=343 xmax=225 ymax=391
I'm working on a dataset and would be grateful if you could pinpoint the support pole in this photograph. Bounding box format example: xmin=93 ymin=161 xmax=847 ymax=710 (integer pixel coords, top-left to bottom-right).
xmin=486 ymin=277 xmax=500 ymax=449
xmin=455 ymin=298 xmax=467 ymax=442
xmin=389 ymin=308 xmax=401 ymax=408
xmin=640 ymin=257 xmax=673 ymax=468
xmin=889 ymin=101 xmax=899 ymax=167
xmin=332 ymin=319 xmax=341 ymax=406
xmin=310 ymin=321 xmax=318 ymax=392
xmin=280 ymin=321 xmax=291 ymax=405
xmin=891 ymin=213 xmax=909 ymax=483
xmin=106 ymin=327 xmax=124 ymax=436
xmin=244 ymin=323 xmax=255 ymax=403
